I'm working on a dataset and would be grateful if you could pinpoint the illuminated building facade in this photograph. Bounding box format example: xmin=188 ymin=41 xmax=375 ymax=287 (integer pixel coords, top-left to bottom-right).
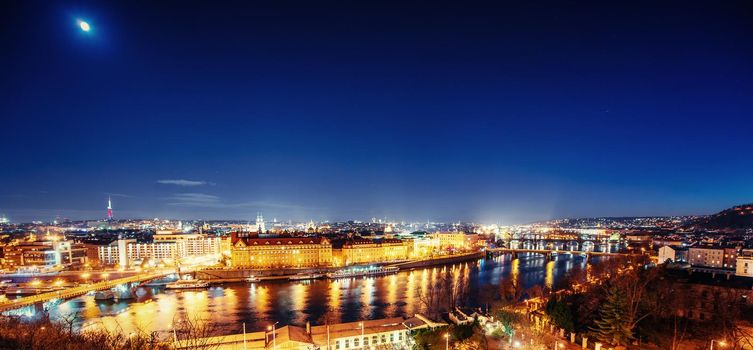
xmin=97 ymin=233 xmax=222 ymax=267
xmin=2 ymin=240 xmax=88 ymax=269
xmin=736 ymin=255 xmax=753 ymax=277
xmin=431 ymin=232 xmax=479 ymax=250
xmin=153 ymin=233 xmax=222 ymax=257
xmin=337 ymin=238 xmax=409 ymax=266
xmin=658 ymin=245 xmax=687 ymax=264
xmin=230 ymin=232 xmax=332 ymax=268
xmin=196 ymin=315 xmax=442 ymax=350
xmin=688 ymin=247 xmax=725 ymax=268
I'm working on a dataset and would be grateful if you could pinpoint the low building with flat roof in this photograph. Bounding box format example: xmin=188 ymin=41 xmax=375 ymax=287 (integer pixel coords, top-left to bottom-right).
xmin=174 ymin=315 xmax=446 ymax=350
xmin=658 ymin=246 xmax=687 ymax=264
xmin=688 ymin=247 xmax=725 ymax=269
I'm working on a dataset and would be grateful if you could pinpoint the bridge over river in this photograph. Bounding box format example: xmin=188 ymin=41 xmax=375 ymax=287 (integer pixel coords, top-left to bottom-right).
xmin=0 ymin=271 xmax=174 ymax=313
xmin=486 ymin=248 xmax=642 ymax=261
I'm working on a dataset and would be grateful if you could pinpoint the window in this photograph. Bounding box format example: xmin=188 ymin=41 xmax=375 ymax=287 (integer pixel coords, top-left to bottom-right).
xmin=372 ymin=336 xmax=377 ymax=344
xmin=336 ymin=341 xmax=340 ymax=349
xmin=390 ymin=334 xmax=394 ymax=342
xmin=364 ymin=338 xmax=369 ymax=346
xmin=381 ymin=335 xmax=386 ymax=343
xmin=354 ymin=339 xmax=359 ymax=347
xmin=345 ymin=340 xmax=350 ymax=348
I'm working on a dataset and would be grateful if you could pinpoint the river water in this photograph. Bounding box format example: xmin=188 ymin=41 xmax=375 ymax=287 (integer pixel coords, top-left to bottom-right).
xmin=34 ymin=253 xmax=607 ymax=335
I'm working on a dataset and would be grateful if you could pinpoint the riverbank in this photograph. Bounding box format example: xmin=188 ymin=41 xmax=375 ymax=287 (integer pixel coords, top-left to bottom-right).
xmin=194 ymin=267 xmax=328 ymax=282
xmin=194 ymin=251 xmax=485 ymax=282
xmin=388 ymin=251 xmax=485 ymax=270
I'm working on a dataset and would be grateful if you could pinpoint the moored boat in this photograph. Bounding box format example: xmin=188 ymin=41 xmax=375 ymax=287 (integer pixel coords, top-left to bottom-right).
xmin=326 ymin=266 xmax=399 ymax=279
xmin=289 ymin=273 xmax=323 ymax=281
xmin=94 ymin=290 xmax=115 ymax=300
xmin=166 ymin=279 xmax=209 ymax=289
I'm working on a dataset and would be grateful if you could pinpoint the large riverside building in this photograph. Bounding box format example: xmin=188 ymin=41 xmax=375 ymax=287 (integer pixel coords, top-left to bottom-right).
xmin=430 ymin=232 xmax=480 ymax=250
xmin=230 ymin=232 xmax=332 ymax=268
xmin=153 ymin=233 xmax=222 ymax=257
xmin=98 ymin=233 xmax=221 ymax=267
xmin=336 ymin=238 xmax=410 ymax=266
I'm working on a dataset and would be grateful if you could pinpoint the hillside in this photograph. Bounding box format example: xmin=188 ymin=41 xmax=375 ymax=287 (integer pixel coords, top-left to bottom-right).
xmin=689 ymin=204 xmax=753 ymax=230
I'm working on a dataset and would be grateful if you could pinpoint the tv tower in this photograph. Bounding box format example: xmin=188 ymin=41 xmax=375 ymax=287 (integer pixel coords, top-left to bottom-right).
xmin=107 ymin=196 xmax=113 ymax=220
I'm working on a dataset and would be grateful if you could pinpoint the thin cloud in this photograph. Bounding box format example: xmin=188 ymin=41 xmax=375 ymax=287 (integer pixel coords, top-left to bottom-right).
xmin=157 ymin=179 xmax=214 ymax=186
xmin=104 ymin=192 xmax=134 ymax=198
xmin=167 ymin=193 xmax=226 ymax=208
xmin=166 ymin=193 xmax=317 ymax=210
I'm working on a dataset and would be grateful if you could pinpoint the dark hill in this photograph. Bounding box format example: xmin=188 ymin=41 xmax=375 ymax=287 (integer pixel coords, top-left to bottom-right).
xmin=689 ymin=204 xmax=753 ymax=230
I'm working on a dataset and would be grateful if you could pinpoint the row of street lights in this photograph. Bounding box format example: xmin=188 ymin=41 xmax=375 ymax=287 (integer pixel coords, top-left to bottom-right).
xmin=550 ymin=338 xmax=726 ymax=350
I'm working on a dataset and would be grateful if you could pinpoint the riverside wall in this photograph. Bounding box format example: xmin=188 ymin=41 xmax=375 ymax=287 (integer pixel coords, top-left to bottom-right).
xmin=388 ymin=251 xmax=485 ymax=270
xmin=195 ymin=251 xmax=485 ymax=281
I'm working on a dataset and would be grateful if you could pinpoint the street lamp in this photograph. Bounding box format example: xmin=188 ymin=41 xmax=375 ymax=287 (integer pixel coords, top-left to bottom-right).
xmin=358 ymin=322 xmax=365 ymax=349
xmin=711 ymin=339 xmax=727 ymax=350
xmin=243 ymin=322 xmax=248 ymax=350
xmin=554 ymin=341 xmax=564 ymax=350
xmin=268 ymin=322 xmax=279 ymax=350
xmin=169 ymin=324 xmax=178 ymax=345
xmin=444 ymin=333 xmax=449 ymax=350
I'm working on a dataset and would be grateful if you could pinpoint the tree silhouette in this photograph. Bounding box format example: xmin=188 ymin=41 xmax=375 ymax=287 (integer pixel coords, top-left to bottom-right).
xmin=590 ymin=285 xmax=634 ymax=346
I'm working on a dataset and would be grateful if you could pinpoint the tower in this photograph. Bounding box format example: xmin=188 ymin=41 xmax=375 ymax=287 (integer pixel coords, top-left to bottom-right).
xmin=255 ymin=212 xmax=265 ymax=233
xmin=107 ymin=196 xmax=113 ymax=220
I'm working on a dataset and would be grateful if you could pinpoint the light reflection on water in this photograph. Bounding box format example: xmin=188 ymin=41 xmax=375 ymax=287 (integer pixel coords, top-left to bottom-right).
xmin=43 ymin=254 xmax=604 ymax=335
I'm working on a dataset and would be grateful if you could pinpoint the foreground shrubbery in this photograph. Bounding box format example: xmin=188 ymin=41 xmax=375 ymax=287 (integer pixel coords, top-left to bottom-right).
xmin=543 ymin=258 xmax=753 ymax=349
xmin=0 ymin=315 xmax=170 ymax=350
xmin=412 ymin=323 xmax=487 ymax=350
xmin=0 ymin=313 xmax=222 ymax=350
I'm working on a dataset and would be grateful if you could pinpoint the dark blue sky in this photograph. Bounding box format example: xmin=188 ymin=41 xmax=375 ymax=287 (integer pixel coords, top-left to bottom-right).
xmin=1 ymin=1 xmax=752 ymax=223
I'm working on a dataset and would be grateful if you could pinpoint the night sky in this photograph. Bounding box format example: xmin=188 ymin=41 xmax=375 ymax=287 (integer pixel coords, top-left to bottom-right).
xmin=1 ymin=1 xmax=752 ymax=223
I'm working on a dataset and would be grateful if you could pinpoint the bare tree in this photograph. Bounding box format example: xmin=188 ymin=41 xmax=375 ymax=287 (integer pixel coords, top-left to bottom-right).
xmin=417 ymin=275 xmax=446 ymax=320
xmin=0 ymin=314 xmax=169 ymax=350
xmin=498 ymin=278 xmax=524 ymax=307
xmin=171 ymin=314 xmax=223 ymax=350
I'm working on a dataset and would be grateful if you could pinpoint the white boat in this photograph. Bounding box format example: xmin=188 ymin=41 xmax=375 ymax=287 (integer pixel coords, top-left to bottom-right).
xmin=94 ymin=290 xmax=115 ymax=300
xmin=245 ymin=276 xmax=259 ymax=282
xmin=165 ymin=280 xmax=209 ymax=289
xmin=4 ymin=285 xmax=62 ymax=295
xmin=288 ymin=273 xmax=323 ymax=281
xmin=326 ymin=266 xmax=399 ymax=279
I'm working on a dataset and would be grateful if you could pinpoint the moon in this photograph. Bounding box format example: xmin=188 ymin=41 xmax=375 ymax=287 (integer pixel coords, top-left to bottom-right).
xmin=77 ymin=20 xmax=91 ymax=32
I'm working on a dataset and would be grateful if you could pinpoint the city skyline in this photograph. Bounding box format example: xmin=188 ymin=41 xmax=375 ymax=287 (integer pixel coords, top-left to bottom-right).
xmin=2 ymin=1 xmax=752 ymax=223
xmin=0 ymin=195 xmax=734 ymax=225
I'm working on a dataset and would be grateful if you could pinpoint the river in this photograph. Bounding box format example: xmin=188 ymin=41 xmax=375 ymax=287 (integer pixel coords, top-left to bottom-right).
xmin=29 ymin=253 xmax=609 ymax=335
